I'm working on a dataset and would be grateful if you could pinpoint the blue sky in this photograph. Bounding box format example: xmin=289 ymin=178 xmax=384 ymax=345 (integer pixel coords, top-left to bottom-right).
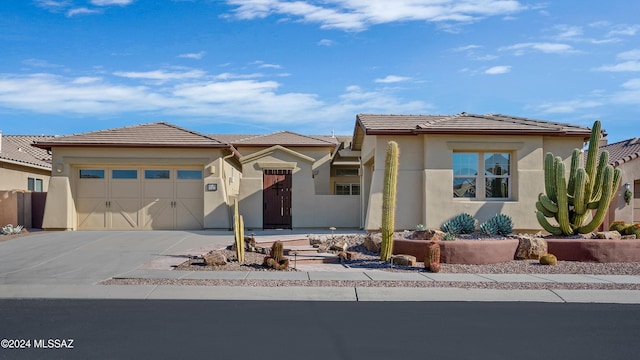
xmin=1 ymin=1 xmax=639 ymax=143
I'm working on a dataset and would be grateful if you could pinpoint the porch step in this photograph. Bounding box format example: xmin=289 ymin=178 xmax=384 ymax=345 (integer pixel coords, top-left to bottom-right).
xmin=288 ymin=252 xmax=341 ymax=264
xmin=284 ymin=246 xmax=321 ymax=256
xmin=253 ymin=236 xmax=311 ymax=248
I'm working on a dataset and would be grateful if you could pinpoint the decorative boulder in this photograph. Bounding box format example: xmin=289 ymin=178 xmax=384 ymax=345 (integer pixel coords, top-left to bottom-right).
xmin=391 ymin=254 xmax=417 ymax=267
xmin=203 ymin=251 xmax=227 ymax=266
xmin=337 ymin=251 xmax=355 ymax=261
xmin=364 ymin=233 xmax=382 ymax=253
xmin=515 ymin=236 xmax=548 ymax=260
xmin=412 ymin=229 xmax=445 ymax=241
xmin=595 ymin=231 xmax=622 ymax=240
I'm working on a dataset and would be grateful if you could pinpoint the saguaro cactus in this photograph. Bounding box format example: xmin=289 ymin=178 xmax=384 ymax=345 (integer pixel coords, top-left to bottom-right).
xmin=535 ymin=120 xmax=622 ymax=235
xmin=380 ymin=141 xmax=399 ymax=262
xmin=233 ymin=198 xmax=245 ymax=263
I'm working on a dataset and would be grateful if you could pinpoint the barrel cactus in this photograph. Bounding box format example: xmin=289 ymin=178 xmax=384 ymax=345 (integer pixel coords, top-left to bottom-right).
xmin=424 ymin=242 xmax=441 ymax=273
xmin=609 ymin=221 xmax=628 ymax=234
xmin=380 ymin=141 xmax=399 ymax=262
xmin=539 ymin=254 xmax=558 ymax=266
xmin=535 ymin=120 xmax=622 ymax=236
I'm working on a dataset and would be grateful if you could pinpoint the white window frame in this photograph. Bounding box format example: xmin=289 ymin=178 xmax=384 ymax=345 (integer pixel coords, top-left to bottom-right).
xmin=453 ymin=151 xmax=511 ymax=200
xmin=335 ymin=183 xmax=360 ymax=195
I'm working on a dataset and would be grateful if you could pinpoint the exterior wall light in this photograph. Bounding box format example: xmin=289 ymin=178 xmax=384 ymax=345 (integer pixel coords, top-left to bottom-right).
xmin=624 ymin=183 xmax=632 ymax=206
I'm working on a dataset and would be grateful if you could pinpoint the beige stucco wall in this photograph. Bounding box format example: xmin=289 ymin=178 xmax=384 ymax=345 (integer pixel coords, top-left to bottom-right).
xmin=0 ymin=162 xmax=50 ymax=192
xmin=43 ymin=146 xmax=232 ymax=230
xmin=362 ymin=133 xmax=585 ymax=232
xmin=237 ymin=145 xmax=360 ymax=229
xmin=607 ymin=160 xmax=640 ymax=226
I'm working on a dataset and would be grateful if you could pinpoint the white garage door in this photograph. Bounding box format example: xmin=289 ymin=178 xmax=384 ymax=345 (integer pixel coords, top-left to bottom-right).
xmin=76 ymin=167 xmax=203 ymax=230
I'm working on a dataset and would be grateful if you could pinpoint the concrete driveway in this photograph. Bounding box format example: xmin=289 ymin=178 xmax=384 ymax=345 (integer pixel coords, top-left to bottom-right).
xmin=0 ymin=231 xmax=235 ymax=285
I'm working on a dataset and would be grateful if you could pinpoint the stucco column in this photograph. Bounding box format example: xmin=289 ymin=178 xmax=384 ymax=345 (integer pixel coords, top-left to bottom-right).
xmin=42 ymin=176 xmax=76 ymax=230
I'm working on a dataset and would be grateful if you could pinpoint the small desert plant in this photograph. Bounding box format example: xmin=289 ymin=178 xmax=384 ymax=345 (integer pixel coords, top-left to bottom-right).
xmin=415 ymin=224 xmax=426 ymax=231
xmin=443 ymin=232 xmax=456 ymax=241
xmin=539 ymin=254 xmax=558 ymax=266
xmin=609 ymin=221 xmax=628 ymax=234
xmin=624 ymin=224 xmax=640 ymax=239
xmin=479 ymin=214 xmax=513 ymax=236
xmin=424 ymin=242 xmax=441 ymax=272
xmin=2 ymin=224 xmax=23 ymax=235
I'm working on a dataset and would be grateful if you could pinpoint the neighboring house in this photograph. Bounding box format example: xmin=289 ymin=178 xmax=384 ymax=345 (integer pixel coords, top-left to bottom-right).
xmin=0 ymin=131 xmax=53 ymax=191
xmin=351 ymin=113 xmax=595 ymax=232
xmin=601 ymin=138 xmax=640 ymax=226
xmin=211 ymin=131 xmax=361 ymax=229
xmin=33 ymin=123 xmax=239 ymax=230
xmin=0 ymin=131 xmax=53 ymax=228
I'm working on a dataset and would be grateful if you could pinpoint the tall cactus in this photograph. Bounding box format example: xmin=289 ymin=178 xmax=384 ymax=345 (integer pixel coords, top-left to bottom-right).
xmin=535 ymin=120 xmax=622 ymax=235
xmin=233 ymin=198 xmax=245 ymax=263
xmin=380 ymin=141 xmax=399 ymax=262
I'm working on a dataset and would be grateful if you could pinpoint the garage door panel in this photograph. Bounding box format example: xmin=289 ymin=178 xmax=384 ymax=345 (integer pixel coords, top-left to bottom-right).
xmin=77 ymin=199 xmax=107 ymax=229
xmin=176 ymin=198 xmax=204 ymax=229
xmin=176 ymin=181 xmax=202 ymax=198
xmin=111 ymin=199 xmax=140 ymax=229
xmin=142 ymin=198 xmax=174 ymax=229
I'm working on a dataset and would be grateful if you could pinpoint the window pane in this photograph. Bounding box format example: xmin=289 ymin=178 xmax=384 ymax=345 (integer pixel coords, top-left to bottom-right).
xmin=485 ymin=153 xmax=510 ymax=176
xmin=112 ymin=170 xmax=138 ymax=179
xmin=145 ymin=170 xmax=170 ymax=179
xmin=35 ymin=179 xmax=43 ymax=192
xmin=335 ymin=184 xmax=350 ymax=195
xmin=80 ymin=170 xmax=105 ymax=179
xmin=453 ymin=153 xmax=478 ymax=176
xmin=486 ymin=178 xmax=509 ymax=198
xmin=351 ymin=184 xmax=360 ymax=195
xmin=27 ymin=178 xmax=35 ymax=191
xmin=453 ymin=177 xmax=476 ymax=198
xmin=177 ymin=170 xmax=202 ymax=180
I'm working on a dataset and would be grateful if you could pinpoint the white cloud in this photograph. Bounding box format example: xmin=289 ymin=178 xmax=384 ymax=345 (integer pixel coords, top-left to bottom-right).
xmin=67 ymin=7 xmax=102 ymax=16
xmin=90 ymin=0 xmax=134 ymax=5
xmin=485 ymin=65 xmax=511 ymax=75
xmin=594 ymin=61 xmax=640 ymax=72
xmin=113 ymin=69 xmax=206 ymax=81
xmin=178 ymin=52 xmax=206 ymax=60
xmin=499 ymin=42 xmax=578 ymax=55
xmin=608 ymin=24 xmax=640 ymax=37
xmin=318 ymin=39 xmax=334 ymax=46
xmin=611 ymin=78 xmax=640 ymax=104
xmin=618 ymin=49 xmax=640 ymax=60
xmin=452 ymin=44 xmax=482 ymax=52
xmin=374 ymin=75 xmax=411 ymax=83
xmin=259 ymin=63 xmax=282 ymax=69
xmin=536 ymin=99 xmax=603 ymax=114
xmin=226 ymin=0 xmax=528 ymax=31
xmin=0 ymin=70 xmax=430 ymax=130
xmin=22 ymin=59 xmax=64 ymax=68
xmin=35 ymin=0 xmax=70 ymax=9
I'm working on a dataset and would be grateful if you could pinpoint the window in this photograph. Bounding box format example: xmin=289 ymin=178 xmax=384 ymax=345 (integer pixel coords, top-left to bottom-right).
xmin=27 ymin=177 xmax=43 ymax=192
xmin=453 ymin=152 xmax=511 ymax=199
xmin=335 ymin=168 xmax=359 ymax=177
xmin=177 ymin=170 xmax=202 ymax=180
xmin=145 ymin=170 xmax=170 ymax=179
xmin=112 ymin=170 xmax=137 ymax=179
xmin=335 ymin=183 xmax=360 ymax=195
xmin=79 ymin=169 xmax=105 ymax=179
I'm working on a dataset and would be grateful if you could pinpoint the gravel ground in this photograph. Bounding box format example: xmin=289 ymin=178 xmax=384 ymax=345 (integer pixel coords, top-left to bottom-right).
xmin=102 ymin=233 xmax=640 ymax=289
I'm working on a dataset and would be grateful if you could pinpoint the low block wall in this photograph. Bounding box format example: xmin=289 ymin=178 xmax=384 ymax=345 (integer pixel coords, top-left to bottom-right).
xmin=547 ymin=239 xmax=640 ymax=262
xmin=393 ymin=239 xmax=520 ymax=265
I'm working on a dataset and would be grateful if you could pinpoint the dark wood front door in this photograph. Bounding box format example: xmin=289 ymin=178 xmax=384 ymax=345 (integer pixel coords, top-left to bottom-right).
xmin=263 ymin=170 xmax=292 ymax=229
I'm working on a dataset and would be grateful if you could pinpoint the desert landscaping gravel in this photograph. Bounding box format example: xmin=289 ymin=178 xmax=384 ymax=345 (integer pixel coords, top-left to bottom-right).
xmin=102 ymin=233 xmax=640 ymax=290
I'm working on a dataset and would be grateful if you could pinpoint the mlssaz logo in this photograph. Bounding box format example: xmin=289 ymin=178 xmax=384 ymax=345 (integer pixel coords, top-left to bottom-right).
xmin=34 ymin=339 xmax=74 ymax=349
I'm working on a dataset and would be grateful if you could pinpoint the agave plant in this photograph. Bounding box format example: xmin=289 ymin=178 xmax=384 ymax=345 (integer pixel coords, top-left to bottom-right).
xmin=479 ymin=214 xmax=513 ymax=236
xmin=2 ymin=224 xmax=24 ymax=235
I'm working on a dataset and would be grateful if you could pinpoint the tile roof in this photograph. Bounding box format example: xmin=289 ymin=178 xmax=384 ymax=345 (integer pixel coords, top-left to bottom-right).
xmin=356 ymin=113 xmax=593 ymax=136
xmin=0 ymin=134 xmax=54 ymax=170
xmin=212 ymin=131 xmax=338 ymax=147
xmin=34 ymin=122 xmax=228 ymax=149
xmin=600 ymin=138 xmax=640 ymax=167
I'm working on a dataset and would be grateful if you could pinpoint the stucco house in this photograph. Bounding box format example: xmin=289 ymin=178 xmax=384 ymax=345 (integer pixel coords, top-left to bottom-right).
xmin=352 ymin=113 xmax=596 ymax=232
xmin=0 ymin=131 xmax=53 ymax=228
xmin=0 ymin=131 xmax=53 ymax=192
xmin=601 ymin=138 xmax=640 ymax=226
xmin=30 ymin=113 xmax=620 ymax=233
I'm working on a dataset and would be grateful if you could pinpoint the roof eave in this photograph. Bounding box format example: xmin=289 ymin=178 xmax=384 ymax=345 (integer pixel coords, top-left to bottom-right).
xmin=0 ymin=158 xmax=52 ymax=171
xmin=32 ymin=142 xmax=229 ymax=149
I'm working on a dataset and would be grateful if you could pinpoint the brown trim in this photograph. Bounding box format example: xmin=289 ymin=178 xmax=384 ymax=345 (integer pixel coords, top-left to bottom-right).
xmin=32 ymin=142 xmax=229 ymax=150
